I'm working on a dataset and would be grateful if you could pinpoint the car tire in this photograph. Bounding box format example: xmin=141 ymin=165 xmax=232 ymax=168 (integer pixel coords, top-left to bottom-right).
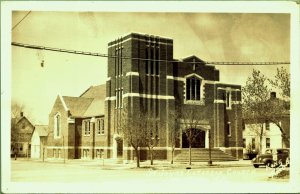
xmin=254 ymin=164 xmax=259 ymax=168
xmin=266 ymin=161 xmax=273 ymax=168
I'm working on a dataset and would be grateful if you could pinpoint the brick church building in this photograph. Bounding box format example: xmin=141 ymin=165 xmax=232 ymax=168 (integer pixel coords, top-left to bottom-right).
xmin=46 ymin=33 xmax=243 ymax=161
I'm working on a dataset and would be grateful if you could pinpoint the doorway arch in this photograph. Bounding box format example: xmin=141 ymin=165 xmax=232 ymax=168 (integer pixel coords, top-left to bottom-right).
xmin=182 ymin=128 xmax=206 ymax=148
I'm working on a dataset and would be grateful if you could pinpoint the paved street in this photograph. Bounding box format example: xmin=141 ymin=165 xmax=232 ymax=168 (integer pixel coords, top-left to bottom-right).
xmin=6 ymin=158 xmax=293 ymax=193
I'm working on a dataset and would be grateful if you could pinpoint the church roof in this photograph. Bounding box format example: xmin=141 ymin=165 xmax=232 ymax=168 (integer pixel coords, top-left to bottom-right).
xmin=83 ymin=98 xmax=105 ymax=117
xmin=60 ymin=84 xmax=106 ymax=118
xmin=79 ymin=84 xmax=106 ymax=100
xmin=62 ymin=96 xmax=94 ymax=117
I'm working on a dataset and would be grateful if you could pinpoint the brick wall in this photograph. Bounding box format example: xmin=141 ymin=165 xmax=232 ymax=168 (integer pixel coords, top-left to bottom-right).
xmin=47 ymin=96 xmax=70 ymax=158
xmin=106 ymin=33 xmax=243 ymax=160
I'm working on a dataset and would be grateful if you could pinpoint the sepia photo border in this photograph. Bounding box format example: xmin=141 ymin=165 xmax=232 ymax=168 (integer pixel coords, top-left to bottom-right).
xmin=1 ymin=1 xmax=300 ymax=193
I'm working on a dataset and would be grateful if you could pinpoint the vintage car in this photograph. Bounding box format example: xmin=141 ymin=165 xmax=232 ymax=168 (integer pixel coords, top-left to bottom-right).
xmin=252 ymin=148 xmax=290 ymax=168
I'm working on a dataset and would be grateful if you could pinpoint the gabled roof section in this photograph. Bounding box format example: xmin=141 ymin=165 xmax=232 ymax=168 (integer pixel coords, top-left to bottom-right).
xmin=34 ymin=125 xmax=48 ymax=136
xmin=62 ymin=96 xmax=94 ymax=117
xmin=79 ymin=84 xmax=106 ymax=100
xmin=83 ymin=98 xmax=105 ymax=117
xmin=15 ymin=116 xmax=34 ymax=128
xmin=182 ymin=55 xmax=206 ymax=63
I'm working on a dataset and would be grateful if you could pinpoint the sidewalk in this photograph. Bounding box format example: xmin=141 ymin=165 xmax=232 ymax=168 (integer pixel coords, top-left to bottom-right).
xmin=12 ymin=158 xmax=253 ymax=170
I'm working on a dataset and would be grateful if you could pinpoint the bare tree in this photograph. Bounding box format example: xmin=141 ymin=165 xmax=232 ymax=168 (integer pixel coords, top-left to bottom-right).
xmin=180 ymin=106 xmax=208 ymax=165
xmin=144 ymin=117 xmax=160 ymax=165
xmin=167 ymin=110 xmax=180 ymax=164
xmin=11 ymin=101 xmax=25 ymax=159
xmin=121 ymin=108 xmax=148 ymax=168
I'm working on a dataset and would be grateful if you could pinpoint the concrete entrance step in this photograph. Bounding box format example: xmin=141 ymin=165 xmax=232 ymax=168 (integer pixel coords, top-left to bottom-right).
xmin=174 ymin=148 xmax=237 ymax=162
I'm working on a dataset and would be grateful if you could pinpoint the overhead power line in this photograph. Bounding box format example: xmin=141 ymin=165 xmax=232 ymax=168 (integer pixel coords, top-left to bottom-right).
xmin=11 ymin=42 xmax=290 ymax=66
xmin=12 ymin=11 xmax=31 ymax=31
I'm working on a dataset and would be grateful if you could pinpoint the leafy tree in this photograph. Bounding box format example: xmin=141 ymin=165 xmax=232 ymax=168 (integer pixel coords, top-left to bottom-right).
xmin=269 ymin=67 xmax=290 ymax=100
xmin=242 ymin=69 xmax=290 ymax=153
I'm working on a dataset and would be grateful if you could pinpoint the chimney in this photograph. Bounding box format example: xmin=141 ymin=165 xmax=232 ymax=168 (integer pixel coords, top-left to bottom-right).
xmin=270 ymin=92 xmax=276 ymax=99
xmin=20 ymin=112 xmax=24 ymax=117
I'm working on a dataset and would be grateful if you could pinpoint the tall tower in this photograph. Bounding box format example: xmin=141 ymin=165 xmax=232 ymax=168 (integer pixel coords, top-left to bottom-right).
xmin=105 ymin=33 xmax=174 ymax=160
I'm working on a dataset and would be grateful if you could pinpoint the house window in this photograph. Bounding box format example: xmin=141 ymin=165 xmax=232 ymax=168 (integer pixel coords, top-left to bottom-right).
xmin=53 ymin=149 xmax=56 ymax=158
xmin=83 ymin=120 xmax=90 ymax=136
xmin=97 ymin=119 xmax=105 ymax=135
xmin=54 ymin=113 xmax=61 ymax=138
xmin=251 ymin=138 xmax=256 ymax=150
xmin=19 ymin=144 xmax=23 ymax=151
xmin=83 ymin=149 xmax=89 ymax=158
xmin=266 ymin=138 xmax=270 ymax=148
xmin=226 ymin=90 xmax=231 ymax=109
xmin=243 ymin=138 xmax=246 ymax=148
xmin=97 ymin=120 xmax=101 ymax=135
xmin=101 ymin=119 xmax=105 ymax=134
xmin=186 ymin=76 xmax=202 ymax=101
xmin=266 ymin=121 xmax=270 ymax=130
xmin=96 ymin=149 xmax=104 ymax=159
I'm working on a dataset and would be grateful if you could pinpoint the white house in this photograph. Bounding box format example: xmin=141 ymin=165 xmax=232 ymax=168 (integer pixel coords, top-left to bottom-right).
xmin=31 ymin=125 xmax=48 ymax=159
xmin=243 ymin=121 xmax=287 ymax=155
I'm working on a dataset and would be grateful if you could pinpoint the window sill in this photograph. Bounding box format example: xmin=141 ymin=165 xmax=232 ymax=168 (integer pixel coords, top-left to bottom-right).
xmin=184 ymin=99 xmax=205 ymax=105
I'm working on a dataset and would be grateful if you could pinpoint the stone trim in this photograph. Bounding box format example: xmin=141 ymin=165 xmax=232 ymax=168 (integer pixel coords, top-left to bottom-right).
xmin=105 ymin=96 xmax=116 ymax=101
xmin=123 ymin=93 xmax=175 ymax=100
xmin=67 ymin=117 xmax=75 ymax=124
xmin=167 ymin=75 xmax=216 ymax=84
xmin=214 ymin=100 xmax=241 ymax=104
xmin=108 ymin=37 xmax=173 ymax=48
xmin=126 ymin=72 xmax=140 ymax=76
xmin=59 ymin=95 xmax=69 ymax=111
xmin=217 ymin=87 xmax=241 ymax=91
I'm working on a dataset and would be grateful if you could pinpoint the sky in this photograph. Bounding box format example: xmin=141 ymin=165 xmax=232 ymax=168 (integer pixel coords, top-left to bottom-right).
xmin=11 ymin=11 xmax=290 ymax=125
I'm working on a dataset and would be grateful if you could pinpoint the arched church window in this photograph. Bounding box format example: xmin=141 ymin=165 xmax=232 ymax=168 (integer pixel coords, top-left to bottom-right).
xmin=186 ymin=76 xmax=202 ymax=101
xmin=54 ymin=113 xmax=61 ymax=138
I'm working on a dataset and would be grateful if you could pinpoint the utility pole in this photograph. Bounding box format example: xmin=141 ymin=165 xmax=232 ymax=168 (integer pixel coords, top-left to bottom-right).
xmin=208 ymin=130 xmax=212 ymax=166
